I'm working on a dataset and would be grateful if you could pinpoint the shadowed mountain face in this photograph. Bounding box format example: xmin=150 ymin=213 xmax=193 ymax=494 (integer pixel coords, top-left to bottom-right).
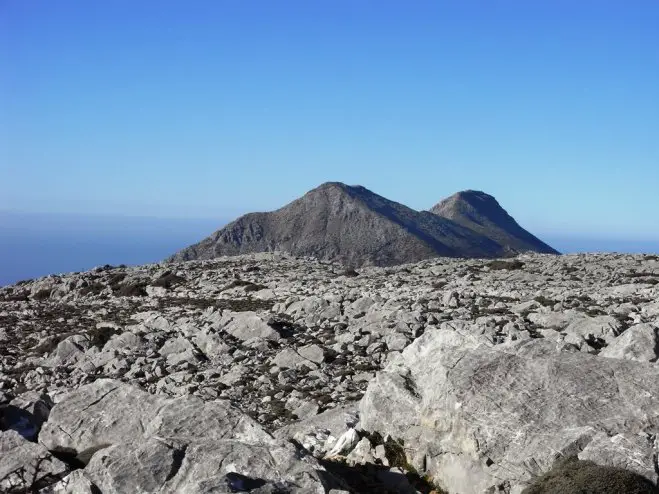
xmin=429 ymin=190 xmax=560 ymax=255
xmin=170 ymin=183 xmax=557 ymax=266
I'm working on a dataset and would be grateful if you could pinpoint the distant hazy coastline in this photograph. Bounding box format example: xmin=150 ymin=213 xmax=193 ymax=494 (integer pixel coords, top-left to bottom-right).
xmin=0 ymin=212 xmax=224 ymax=286
xmin=1 ymin=211 xmax=657 ymax=287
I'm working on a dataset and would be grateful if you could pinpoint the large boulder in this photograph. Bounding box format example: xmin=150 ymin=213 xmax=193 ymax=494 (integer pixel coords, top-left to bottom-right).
xmin=275 ymin=404 xmax=360 ymax=458
xmin=37 ymin=380 xmax=339 ymax=493
xmin=359 ymin=326 xmax=659 ymax=494
xmin=39 ymin=379 xmax=272 ymax=462
xmin=222 ymin=311 xmax=282 ymax=341
xmin=600 ymin=323 xmax=659 ymax=362
xmin=82 ymin=437 xmax=330 ymax=493
xmin=563 ymin=315 xmax=624 ymax=344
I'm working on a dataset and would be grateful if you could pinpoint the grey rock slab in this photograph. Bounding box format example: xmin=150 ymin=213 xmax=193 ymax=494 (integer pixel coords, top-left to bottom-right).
xmin=39 ymin=379 xmax=272 ymax=462
xmin=39 ymin=379 xmax=161 ymax=460
xmin=272 ymin=348 xmax=308 ymax=369
xmin=0 ymin=429 xmax=68 ymax=493
xmin=193 ymin=329 xmax=230 ymax=360
xmin=600 ymin=323 xmax=659 ymax=362
xmin=563 ymin=315 xmax=624 ymax=342
xmin=275 ymin=403 xmax=359 ymax=458
xmin=159 ymin=336 xmax=196 ymax=357
xmin=292 ymin=401 xmax=320 ymax=420
xmin=51 ymin=334 xmax=92 ymax=365
xmin=223 ymin=311 xmax=281 ymax=341
xmin=286 ymin=296 xmax=329 ymax=317
xmin=298 ymin=344 xmax=325 ymax=364
xmin=360 ymin=326 xmax=659 ymax=494
xmin=218 ymin=364 xmax=247 ymax=386
xmin=145 ymin=396 xmax=272 ymax=445
xmin=642 ymin=301 xmax=659 ymax=320
xmin=83 ymin=436 xmax=181 ymax=494
xmin=384 ymin=333 xmax=409 ymax=352
xmin=160 ymin=439 xmax=330 ymax=493
xmin=527 ymin=309 xmax=585 ymax=330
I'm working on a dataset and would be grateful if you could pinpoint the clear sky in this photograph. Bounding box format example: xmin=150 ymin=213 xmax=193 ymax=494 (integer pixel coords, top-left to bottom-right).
xmin=2 ymin=1 xmax=658 ymax=238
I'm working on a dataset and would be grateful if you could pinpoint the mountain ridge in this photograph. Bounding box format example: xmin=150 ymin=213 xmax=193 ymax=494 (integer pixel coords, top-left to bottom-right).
xmin=429 ymin=189 xmax=559 ymax=255
xmin=169 ymin=182 xmax=558 ymax=266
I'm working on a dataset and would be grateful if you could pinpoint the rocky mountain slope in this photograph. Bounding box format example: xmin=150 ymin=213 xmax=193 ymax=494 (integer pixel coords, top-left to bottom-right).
xmin=169 ymin=182 xmax=556 ymax=266
xmin=430 ymin=190 xmax=559 ymax=255
xmin=2 ymin=253 xmax=659 ymax=493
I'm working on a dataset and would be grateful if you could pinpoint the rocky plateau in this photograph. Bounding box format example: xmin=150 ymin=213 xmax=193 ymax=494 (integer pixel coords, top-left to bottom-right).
xmin=1 ymin=252 xmax=659 ymax=493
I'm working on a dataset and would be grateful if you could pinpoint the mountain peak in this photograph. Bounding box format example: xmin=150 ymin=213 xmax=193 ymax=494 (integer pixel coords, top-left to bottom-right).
xmin=454 ymin=189 xmax=494 ymax=199
xmin=169 ymin=183 xmax=558 ymax=265
xmin=312 ymin=182 xmax=370 ymax=195
xmin=430 ymin=191 xmax=559 ymax=254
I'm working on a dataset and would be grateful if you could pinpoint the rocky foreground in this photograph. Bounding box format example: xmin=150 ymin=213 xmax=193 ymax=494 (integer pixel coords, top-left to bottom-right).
xmin=1 ymin=252 xmax=659 ymax=493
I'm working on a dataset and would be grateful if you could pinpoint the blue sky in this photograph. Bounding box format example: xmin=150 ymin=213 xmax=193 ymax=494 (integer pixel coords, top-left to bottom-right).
xmin=1 ymin=1 xmax=658 ymax=238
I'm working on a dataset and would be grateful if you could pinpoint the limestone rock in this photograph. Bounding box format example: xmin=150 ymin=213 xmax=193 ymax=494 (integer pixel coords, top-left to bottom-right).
xmin=298 ymin=344 xmax=326 ymax=364
xmin=4 ymin=252 xmax=659 ymax=492
xmin=83 ymin=436 xmax=330 ymax=494
xmin=0 ymin=430 xmax=68 ymax=492
xmin=223 ymin=311 xmax=281 ymax=341
xmin=39 ymin=379 xmax=271 ymax=462
xmin=600 ymin=323 xmax=659 ymax=362
xmin=83 ymin=437 xmax=182 ymax=493
xmin=360 ymin=326 xmax=659 ymax=494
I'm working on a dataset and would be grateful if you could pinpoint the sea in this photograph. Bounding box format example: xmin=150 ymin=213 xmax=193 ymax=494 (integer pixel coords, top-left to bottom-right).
xmin=1 ymin=211 xmax=658 ymax=287
xmin=0 ymin=212 xmax=223 ymax=287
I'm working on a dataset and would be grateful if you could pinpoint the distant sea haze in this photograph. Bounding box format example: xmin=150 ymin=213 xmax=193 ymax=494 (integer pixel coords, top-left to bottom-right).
xmin=0 ymin=212 xmax=224 ymax=287
xmin=0 ymin=211 xmax=657 ymax=287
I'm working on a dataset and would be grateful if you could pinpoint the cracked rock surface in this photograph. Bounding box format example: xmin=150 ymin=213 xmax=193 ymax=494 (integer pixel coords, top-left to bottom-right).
xmin=1 ymin=252 xmax=659 ymax=492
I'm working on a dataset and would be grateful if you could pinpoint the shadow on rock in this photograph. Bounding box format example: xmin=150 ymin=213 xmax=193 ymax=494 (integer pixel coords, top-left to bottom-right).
xmin=0 ymin=405 xmax=41 ymax=441
xmin=318 ymin=458 xmax=441 ymax=494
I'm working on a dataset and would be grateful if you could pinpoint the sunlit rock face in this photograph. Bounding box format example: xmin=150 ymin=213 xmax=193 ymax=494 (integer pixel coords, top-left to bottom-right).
xmin=1 ymin=251 xmax=658 ymax=492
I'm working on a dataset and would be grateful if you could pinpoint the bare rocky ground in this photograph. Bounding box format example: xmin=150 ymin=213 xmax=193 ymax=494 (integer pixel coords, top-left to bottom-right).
xmin=1 ymin=252 xmax=659 ymax=493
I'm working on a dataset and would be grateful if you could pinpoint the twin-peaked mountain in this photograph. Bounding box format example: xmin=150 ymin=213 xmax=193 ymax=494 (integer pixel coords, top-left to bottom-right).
xmin=169 ymin=182 xmax=558 ymax=266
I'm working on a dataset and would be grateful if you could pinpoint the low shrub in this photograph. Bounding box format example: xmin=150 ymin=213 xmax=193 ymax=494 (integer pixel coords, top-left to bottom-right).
xmin=534 ymin=296 xmax=557 ymax=307
xmin=522 ymin=457 xmax=659 ymax=494
xmin=115 ymin=281 xmax=148 ymax=297
xmin=32 ymin=289 xmax=52 ymax=301
xmin=79 ymin=282 xmax=106 ymax=296
xmin=341 ymin=268 xmax=360 ymax=277
xmin=487 ymin=260 xmax=525 ymax=271
xmin=151 ymin=272 xmax=186 ymax=289
xmin=87 ymin=326 xmax=118 ymax=349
